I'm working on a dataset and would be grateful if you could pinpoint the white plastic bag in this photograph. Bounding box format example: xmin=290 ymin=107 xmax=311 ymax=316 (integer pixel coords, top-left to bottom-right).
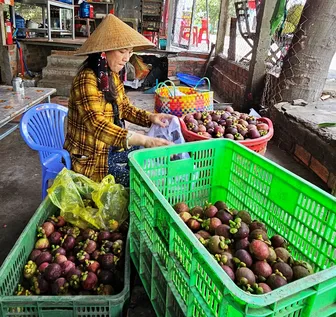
xmin=147 ymin=117 xmax=189 ymax=160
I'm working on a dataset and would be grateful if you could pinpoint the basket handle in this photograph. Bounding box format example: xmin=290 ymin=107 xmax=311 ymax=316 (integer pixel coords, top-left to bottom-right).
xmin=156 ymin=80 xmax=177 ymax=97
xmin=194 ymin=77 xmax=211 ymax=91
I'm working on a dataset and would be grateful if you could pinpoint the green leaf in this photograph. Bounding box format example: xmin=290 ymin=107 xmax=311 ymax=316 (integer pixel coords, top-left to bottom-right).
xmin=317 ymin=123 xmax=336 ymax=128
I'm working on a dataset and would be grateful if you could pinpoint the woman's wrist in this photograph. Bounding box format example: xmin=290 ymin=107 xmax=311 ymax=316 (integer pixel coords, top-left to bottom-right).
xmin=126 ymin=131 xmax=147 ymax=147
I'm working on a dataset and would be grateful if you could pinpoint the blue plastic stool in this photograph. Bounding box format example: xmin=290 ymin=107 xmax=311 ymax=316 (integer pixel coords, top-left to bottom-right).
xmin=20 ymin=103 xmax=71 ymax=200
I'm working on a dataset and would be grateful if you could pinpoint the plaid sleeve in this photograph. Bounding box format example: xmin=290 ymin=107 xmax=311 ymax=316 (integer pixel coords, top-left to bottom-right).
xmin=78 ymin=70 xmax=128 ymax=148
xmin=113 ymin=74 xmax=152 ymax=127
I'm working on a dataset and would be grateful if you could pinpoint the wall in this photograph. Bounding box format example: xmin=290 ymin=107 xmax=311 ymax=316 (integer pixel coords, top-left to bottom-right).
xmin=0 ymin=44 xmax=18 ymax=84
xmin=210 ymin=54 xmax=249 ymax=109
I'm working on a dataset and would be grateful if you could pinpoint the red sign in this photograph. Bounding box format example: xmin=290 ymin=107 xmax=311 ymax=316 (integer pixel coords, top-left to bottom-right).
xmin=0 ymin=0 xmax=14 ymax=5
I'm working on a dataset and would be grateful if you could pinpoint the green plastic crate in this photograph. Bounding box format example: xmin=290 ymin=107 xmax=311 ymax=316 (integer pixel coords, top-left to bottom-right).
xmin=0 ymin=197 xmax=131 ymax=317
xmin=128 ymin=139 xmax=336 ymax=317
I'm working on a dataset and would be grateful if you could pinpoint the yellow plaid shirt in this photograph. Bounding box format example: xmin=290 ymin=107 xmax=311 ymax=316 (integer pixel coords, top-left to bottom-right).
xmin=64 ymin=68 xmax=151 ymax=182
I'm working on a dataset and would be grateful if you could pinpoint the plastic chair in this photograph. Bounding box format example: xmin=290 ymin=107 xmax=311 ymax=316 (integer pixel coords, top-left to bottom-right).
xmin=20 ymin=103 xmax=71 ymax=200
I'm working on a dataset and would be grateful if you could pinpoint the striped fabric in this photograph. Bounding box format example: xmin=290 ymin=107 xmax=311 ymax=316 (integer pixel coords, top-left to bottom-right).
xmin=64 ymin=68 xmax=151 ymax=182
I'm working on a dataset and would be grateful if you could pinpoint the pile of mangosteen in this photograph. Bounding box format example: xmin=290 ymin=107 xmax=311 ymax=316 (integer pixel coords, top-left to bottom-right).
xmin=183 ymin=107 xmax=270 ymax=140
xmin=16 ymin=213 xmax=128 ymax=296
xmin=173 ymin=201 xmax=314 ymax=294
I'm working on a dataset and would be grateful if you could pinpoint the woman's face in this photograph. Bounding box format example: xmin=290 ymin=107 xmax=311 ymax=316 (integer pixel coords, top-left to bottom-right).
xmin=105 ymin=48 xmax=133 ymax=73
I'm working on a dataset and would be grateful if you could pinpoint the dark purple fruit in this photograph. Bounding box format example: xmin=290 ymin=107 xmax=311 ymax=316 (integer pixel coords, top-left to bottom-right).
xmin=234 ymin=238 xmax=250 ymax=251
xmin=31 ymin=275 xmax=49 ymax=294
xmin=100 ymin=253 xmax=115 ymax=270
xmin=233 ymin=222 xmax=250 ymax=239
xmin=274 ymin=247 xmax=290 ymax=263
xmin=110 ymin=232 xmax=123 ymax=242
xmin=82 ymin=228 xmax=96 ymax=240
xmin=214 ymin=200 xmax=228 ymax=211
xmin=66 ymin=268 xmax=82 ymax=288
xmin=249 ymin=229 xmax=269 ymax=242
xmin=38 ymin=262 xmax=49 ymax=273
xmin=97 ymin=231 xmax=111 ymax=243
xmin=196 ymin=230 xmax=211 ymax=239
xmin=292 ymin=261 xmax=313 ymax=280
xmin=249 ymin=221 xmax=267 ymax=233
xmin=224 ymin=133 xmax=234 ymax=140
xmin=53 ymin=254 xmax=67 ymax=265
xmin=55 ymin=216 xmax=66 ymax=227
xmin=187 ymin=219 xmax=201 ymax=232
xmin=266 ymin=272 xmax=287 ymax=289
xmin=252 ymin=261 xmax=272 ymax=280
xmin=248 ymin=129 xmax=260 ymax=139
xmin=49 ymin=231 xmax=62 ymax=245
xmin=97 ymin=269 xmax=114 ymax=284
xmin=77 ymin=251 xmax=90 ymax=264
xmin=35 ymin=251 xmax=53 ymax=266
xmin=29 ymin=249 xmax=42 ymax=262
xmin=208 ymin=217 xmax=222 ymax=234
xmin=83 ymin=239 xmax=97 ymax=254
xmin=234 ymin=249 xmax=253 ymax=267
xmin=249 ymin=240 xmax=270 ymax=261
xmin=271 ymin=235 xmax=288 ymax=249
xmin=51 ymin=246 xmax=66 ymax=256
xmin=101 ymin=240 xmax=113 ymax=253
xmin=215 ymin=224 xmax=231 ymax=238
xmin=62 ymin=235 xmax=76 ymax=251
xmin=173 ymin=202 xmax=189 ymax=214
xmin=81 ymin=272 xmax=98 ymax=290
xmin=60 ymin=260 xmax=75 ymax=276
xmin=217 ymin=252 xmax=235 ymax=270
xmin=190 ymin=206 xmax=203 ymax=218
xmin=267 ymin=247 xmax=277 ymax=262
xmin=236 ymin=267 xmax=256 ymax=286
xmin=86 ymin=260 xmax=100 ymax=273
xmin=44 ymin=263 xmax=62 ymax=281
xmin=216 ymin=209 xmax=233 ymax=225
xmin=204 ymin=205 xmax=218 ymax=218
xmin=91 ymin=250 xmax=102 ymax=261
xmin=221 ymin=265 xmax=235 ymax=281
xmin=51 ymin=277 xmax=68 ymax=295
xmin=41 ymin=222 xmax=55 ymax=237
xmin=272 ymin=262 xmax=293 ymax=282
xmin=97 ymin=284 xmax=114 ymax=295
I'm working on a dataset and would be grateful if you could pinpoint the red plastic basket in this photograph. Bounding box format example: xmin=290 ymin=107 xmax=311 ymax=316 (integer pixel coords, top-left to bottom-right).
xmin=179 ymin=116 xmax=274 ymax=155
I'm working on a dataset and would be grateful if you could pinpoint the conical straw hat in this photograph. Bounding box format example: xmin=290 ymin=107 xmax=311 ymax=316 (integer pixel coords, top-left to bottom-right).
xmin=75 ymin=14 xmax=155 ymax=56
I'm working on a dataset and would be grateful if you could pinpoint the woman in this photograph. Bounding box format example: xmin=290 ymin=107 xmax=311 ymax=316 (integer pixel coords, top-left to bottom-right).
xmin=64 ymin=14 xmax=173 ymax=185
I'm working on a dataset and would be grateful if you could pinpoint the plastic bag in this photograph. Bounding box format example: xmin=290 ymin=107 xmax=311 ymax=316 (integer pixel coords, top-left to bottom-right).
xmin=47 ymin=168 xmax=129 ymax=230
xmin=130 ymin=54 xmax=151 ymax=80
xmin=147 ymin=116 xmax=189 ymax=160
xmin=125 ymin=62 xmax=136 ymax=81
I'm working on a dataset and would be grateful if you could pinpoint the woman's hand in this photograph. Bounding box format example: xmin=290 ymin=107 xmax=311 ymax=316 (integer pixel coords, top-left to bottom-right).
xmin=149 ymin=113 xmax=175 ymax=128
xmin=143 ymin=136 xmax=173 ymax=148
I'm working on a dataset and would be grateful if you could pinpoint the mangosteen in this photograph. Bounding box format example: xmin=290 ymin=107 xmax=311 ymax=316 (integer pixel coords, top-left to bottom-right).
xmin=110 ymin=232 xmax=123 ymax=242
xmin=59 ymin=226 xmax=81 ymax=238
xmin=187 ymin=218 xmax=201 ymax=232
xmin=29 ymin=249 xmax=42 ymax=262
xmin=221 ymin=265 xmax=235 ymax=281
xmin=233 ymin=222 xmax=250 ymax=239
xmin=101 ymin=240 xmax=113 ymax=253
xmin=216 ymin=209 xmax=233 ymax=225
xmin=235 ymin=267 xmax=256 ymax=286
xmin=217 ymin=252 xmax=235 ymax=270
xmin=35 ymin=238 xmax=50 ymax=250
xmin=38 ymin=262 xmax=49 ymax=273
xmin=207 ymin=235 xmax=230 ymax=255
xmin=38 ymin=222 xmax=55 ymax=238
xmin=248 ymin=129 xmax=260 ymax=139
xmin=266 ymin=271 xmax=287 ymax=289
xmin=234 ymin=133 xmax=244 ymax=140
xmin=51 ymin=246 xmax=66 ymax=256
xmin=44 ymin=263 xmax=62 ymax=281
xmin=274 ymin=247 xmax=290 ymax=263
xmin=214 ymin=126 xmax=224 ymax=138
xmin=249 ymin=229 xmax=269 ymax=242
xmin=196 ymin=230 xmax=211 ymax=239
xmin=61 ymin=235 xmax=76 ymax=251
xmin=35 ymin=251 xmax=53 ymax=266
xmin=292 ymin=261 xmax=314 ymax=280
xmin=49 ymin=230 xmax=62 ymax=245
xmin=184 ymin=114 xmax=194 ymax=123
xmin=96 ymin=284 xmax=114 ymax=295
xmin=100 ymin=253 xmax=115 ymax=270
xmin=267 ymin=247 xmax=277 ymax=263
xmin=82 ymin=228 xmax=97 ymax=240
xmin=234 ymin=249 xmax=253 ymax=267
xmin=23 ymin=260 xmax=37 ymax=279
xmin=85 ymin=260 xmax=100 ymax=273
xmin=272 ymin=262 xmax=293 ymax=282
xmin=179 ymin=211 xmax=192 ymax=223
xmin=31 ymin=275 xmax=49 ymax=295
xmin=97 ymin=231 xmax=111 ymax=243
xmin=203 ymin=217 xmax=222 ymax=234
xmin=53 ymin=254 xmax=67 ymax=265
xmin=91 ymin=250 xmax=102 ymax=261
xmin=112 ymin=240 xmax=124 ymax=255
xmin=271 ymin=235 xmax=288 ymax=249
xmin=215 ymin=224 xmax=231 ymax=238
xmin=77 ymin=251 xmax=90 ymax=264
xmin=249 ymin=221 xmax=267 ymax=233
xmin=193 ymin=112 xmax=202 ymax=120
xmin=198 ymin=125 xmax=206 ymax=133
xmin=83 ymin=239 xmax=97 ymax=254
xmin=51 ymin=277 xmax=69 ymax=295
xmin=249 ymin=239 xmax=270 ymax=261
xmin=226 ymin=126 xmax=238 ymax=135
xmin=190 ymin=206 xmax=204 ymax=218
xmin=236 ymin=211 xmax=252 ymax=225
xmin=224 ymin=133 xmax=234 ymax=140
xmin=81 ymin=271 xmax=98 ymax=290
xmin=204 ymin=205 xmax=218 ymax=218
xmin=255 ymin=282 xmax=272 ymax=294
xmin=60 ymin=260 xmax=76 ymax=276
xmin=214 ymin=200 xmax=228 ymax=211
xmin=97 ymin=269 xmax=114 ymax=284
xmin=66 ymin=267 xmax=82 ymax=288
xmin=252 ymin=261 xmax=272 ymax=280
xmin=234 ymin=238 xmax=250 ymax=251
